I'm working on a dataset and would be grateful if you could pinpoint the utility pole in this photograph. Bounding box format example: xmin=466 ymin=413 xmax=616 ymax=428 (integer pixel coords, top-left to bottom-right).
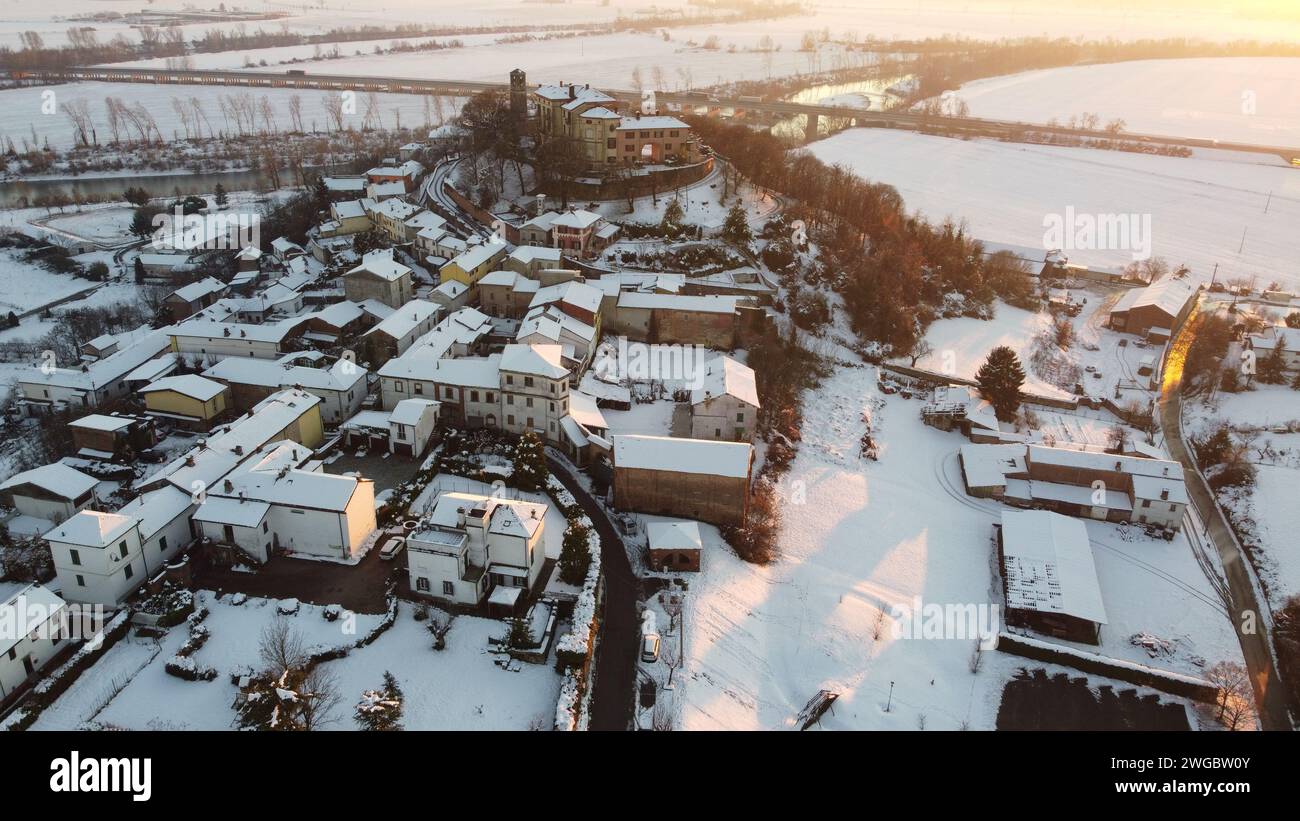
xmin=885 ymin=681 xmax=894 ymax=712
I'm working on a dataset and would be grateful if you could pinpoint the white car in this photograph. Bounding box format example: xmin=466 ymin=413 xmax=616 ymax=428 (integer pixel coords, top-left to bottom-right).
xmin=379 ymin=538 xmax=406 ymax=561
xmin=641 ymin=633 xmax=661 ymax=663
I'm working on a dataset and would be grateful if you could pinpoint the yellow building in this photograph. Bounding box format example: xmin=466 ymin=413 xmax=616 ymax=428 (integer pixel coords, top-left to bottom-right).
xmin=139 ymin=374 xmax=232 ymax=431
xmin=440 ymin=243 xmax=507 ymax=287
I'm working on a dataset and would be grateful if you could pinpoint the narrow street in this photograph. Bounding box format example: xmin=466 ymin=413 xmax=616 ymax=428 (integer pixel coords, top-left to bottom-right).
xmin=1159 ymin=310 xmax=1293 ymax=730
xmin=546 ymin=457 xmax=639 ymax=731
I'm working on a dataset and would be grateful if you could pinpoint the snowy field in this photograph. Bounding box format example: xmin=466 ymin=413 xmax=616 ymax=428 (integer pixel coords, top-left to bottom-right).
xmin=0 ymin=249 xmax=98 ymax=314
xmin=807 ymin=129 xmax=1300 ymax=292
xmin=34 ymin=591 xmax=562 ymax=731
xmin=0 ymin=82 xmax=460 ymax=150
xmin=7 ymin=0 xmax=1300 ymax=50
xmin=671 ymin=354 xmax=1239 ymax=729
xmin=947 ymin=58 xmax=1300 ymax=150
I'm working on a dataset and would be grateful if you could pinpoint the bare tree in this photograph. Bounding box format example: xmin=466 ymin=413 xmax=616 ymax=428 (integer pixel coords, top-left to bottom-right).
xmin=1206 ymin=661 xmax=1256 ymax=730
xmin=259 ymin=617 xmax=306 ymax=675
xmin=62 ymin=99 xmax=94 ymax=146
xmin=651 ymin=693 xmax=678 ymax=731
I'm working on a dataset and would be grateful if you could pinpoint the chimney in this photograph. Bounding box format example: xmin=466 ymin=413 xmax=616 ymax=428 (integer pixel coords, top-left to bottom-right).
xmin=223 ymin=479 xmax=233 ymax=493
xmin=456 ymin=506 xmax=466 ymax=528
xmin=568 ymin=84 xmax=576 ymax=100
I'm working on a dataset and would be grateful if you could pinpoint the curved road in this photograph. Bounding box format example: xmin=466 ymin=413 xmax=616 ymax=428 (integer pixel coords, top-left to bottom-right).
xmin=1159 ymin=308 xmax=1293 ymax=730
xmin=546 ymin=457 xmax=638 ymax=731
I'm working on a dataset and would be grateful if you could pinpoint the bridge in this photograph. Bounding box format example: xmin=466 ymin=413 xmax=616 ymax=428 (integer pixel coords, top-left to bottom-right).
xmin=7 ymin=65 xmax=1299 ymax=164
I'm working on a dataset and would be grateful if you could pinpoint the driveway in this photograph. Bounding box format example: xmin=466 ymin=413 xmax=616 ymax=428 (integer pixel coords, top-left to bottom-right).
xmin=193 ymin=543 xmax=397 ymax=614
xmin=547 ymin=457 xmax=639 ymax=731
xmin=1159 ymin=310 xmax=1293 ymax=729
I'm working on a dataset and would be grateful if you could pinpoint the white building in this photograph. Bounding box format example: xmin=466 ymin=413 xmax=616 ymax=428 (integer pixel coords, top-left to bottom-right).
xmin=16 ymin=330 xmax=173 ymax=414
xmin=406 ymin=492 xmax=547 ymax=607
xmin=689 ymin=354 xmax=760 ymax=441
xmin=169 ymin=316 xmax=306 ymax=364
xmin=0 ymin=463 xmax=100 ymax=526
xmin=203 ymin=357 xmax=368 ymax=425
xmin=0 ymin=583 xmax=67 ymax=698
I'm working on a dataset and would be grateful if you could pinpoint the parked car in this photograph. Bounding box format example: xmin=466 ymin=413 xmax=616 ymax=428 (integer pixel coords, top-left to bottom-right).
xmin=641 ymin=633 xmax=661 ymax=663
xmin=379 ymin=538 xmax=406 ymax=561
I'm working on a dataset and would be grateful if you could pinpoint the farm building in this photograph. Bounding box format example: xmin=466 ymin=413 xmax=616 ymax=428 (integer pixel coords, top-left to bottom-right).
xmin=997 ymin=510 xmax=1108 ymax=645
xmin=612 ymin=435 xmax=754 ymax=528
xmin=1107 ymin=274 xmax=1199 ymax=341
xmin=647 ymin=520 xmax=704 ymax=572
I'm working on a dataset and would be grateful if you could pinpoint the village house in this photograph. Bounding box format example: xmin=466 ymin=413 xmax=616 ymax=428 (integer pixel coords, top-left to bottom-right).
xmin=1107 ymin=274 xmax=1200 ymax=341
xmin=647 ymin=520 xmax=704 ymax=573
xmin=431 ymin=280 xmax=471 ymax=313
xmin=478 ymin=270 xmax=541 ymax=318
xmin=920 ymin=385 xmax=1002 ymax=443
xmin=344 ymin=249 xmax=415 ymax=309
xmin=690 ymin=355 xmax=759 ymax=441
xmin=168 ymin=316 xmax=307 ymax=365
xmin=162 ymin=277 xmax=227 ymax=322
xmin=440 ymin=243 xmax=508 ymax=288
xmin=1247 ymin=325 xmax=1300 ymax=371
xmin=498 ymin=344 xmax=571 ymax=442
xmin=0 ymin=583 xmax=68 ymax=700
xmin=518 ymin=211 xmax=560 ymax=247
xmin=615 ymin=114 xmax=697 ymax=165
xmin=517 ymin=305 xmax=598 ymax=372
xmin=0 ymin=463 xmax=100 ymax=527
xmin=405 ymin=491 xmax=547 ymax=608
xmin=320 ymin=200 xmax=373 ymax=237
xmin=504 ymin=245 xmax=564 ymax=276
xmin=612 ymin=435 xmax=754 ymax=527
xmin=551 ymin=209 xmax=619 ymax=258
xmin=322 ymin=176 xmax=368 ymax=199
xmin=68 ymin=413 xmax=156 ymax=461
xmin=612 ymin=292 xmax=748 ymax=348
xmin=16 ymin=330 xmax=174 ymax=416
xmin=137 ymin=252 xmax=197 ymax=281
xmin=998 ymin=510 xmax=1108 ymax=645
xmin=202 ymin=356 xmax=368 ymax=425
xmin=360 ymin=299 xmax=441 ymax=366
xmin=192 ymin=441 xmax=376 ymax=564
xmin=559 ymin=390 xmax=610 ymax=468
xmin=960 ymin=443 xmax=1188 ymax=531
xmin=365 ymin=159 xmax=425 ymax=193
xmin=139 ymin=374 xmax=233 ymax=431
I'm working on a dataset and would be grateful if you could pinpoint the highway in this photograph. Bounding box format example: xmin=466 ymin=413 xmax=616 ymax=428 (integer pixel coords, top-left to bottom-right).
xmin=8 ymin=65 xmax=1299 ymax=164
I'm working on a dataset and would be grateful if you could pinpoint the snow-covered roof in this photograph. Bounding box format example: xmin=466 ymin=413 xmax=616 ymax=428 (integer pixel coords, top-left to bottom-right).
xmin=1249 ymin=325 xmax=1300 ymax=353
xmin=171 ymin=316 xmax=304 ymax=344
xmin=617 ymin=292 xmax=743 ymax=314
xmin=45 ymin=510 xmax=137 ymax=547
xmin=434 ymin=280 xmax=468 ymax=299
xmin=382 ymin=354 xmax=501 ymax=389
xmin=19 ymin=330 xmax=173 ymax=392
xmin=690 ymin=355 xmax=759 ymax=408
xmin=1000 ymin=510 xmax=1108 ymax=626
xmin=959 ymin=443 xmax=1026 ymax=489
xmin=530 ymin=280 xmax=602 ymax=315
xmin=444 ymin=242 xmax=505 ymax=273
xmin=168 ymin=276 xmax=226 ymax=304
xmin=363 ymin=300 xmax=440 ymax=340
xmin=647 ymin=521 xmax=704 ymax=552
xmin=617 ymin=115 xmax=689 ymax=131
xmin=203 ymin=358 xmax=366 ymax=393
xmin=508 ymin=246 xmax=563 ymax=265
xmin=550 ymin=209 xmax=603 ymax=230
xmin=123 ymin=352 xmax=180 ymax=385
xmin=347 ymin=251 xmax=412 ymax=283
xmin=192 ymin=496 xmax=271 ymax=528
xmin=115 ymin=485 xmax=193 ymax=540
xmin=567 ymin=391 xmax=608 ymax=432
xmin=423 ymin=491 xmax=545 ymax=541
xmin=405 ymin=211 xmax=446 ymax=231
xmin=1110 ymin=275 xmax=1198 ymax=320
xmin=499 ymin=343 xmax=569 ymax=379
xmin=518 ymin=306 xmax=596 ymax=348
xmin=332 ymin=200 xmax=368 ymax=220
xmin=522 ymin=212 xmax=559 ymax=232
xmin=580 ymin=106 xmax=621 ymax=120
xmin=69 ymin=414 xmax=135 ymax=433
xmin=0 ymin=463 xmax=98 ymax=500
xmin=0 ymin=583 xmax=65 ymax=658
xmin=613 ymin=435 xmax=753 ymax=478
xmin=140 ymin=374 xmax=228 ymax=402
xmin=390 ymin=398 xmax=439 ymax=426
xmin=212 ymin=441 xmax=362 ymax=512
xmin=323 ymin=176 xmax=367 ymax=192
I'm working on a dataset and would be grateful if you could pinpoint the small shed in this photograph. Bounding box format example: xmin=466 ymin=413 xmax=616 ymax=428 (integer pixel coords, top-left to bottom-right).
xmin=647 ymin=520 xmax=704 ymax=572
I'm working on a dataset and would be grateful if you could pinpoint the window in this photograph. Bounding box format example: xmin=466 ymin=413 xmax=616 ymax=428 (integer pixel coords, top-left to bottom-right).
xmin=507 ymin=395 xmax=514 ymax=405
xmin=413 ymin=382 xmax=424 ymax=395
xmin=445 ymin=386 xmax=456 ymax=399
xmin=526 ymin=397 xmax=534 ymax=408
xmin=486 ymin=392 xmax=495 ymax=403
xmin=470 ymin=390 xmax=480 ymax=403
xmin=524 ymin=376 xmax=534 ymax=388
xmin=736 ymin=412 xmax=745 ymax=422
xmin=508 ymin=415 xmax=516 ymax=425
xmin=416 ymin=577 xmax=430 ymax=592
xmin=506 ymin=374 xmax=514 ymax=385
xmin=263 ymin=522 xmax=269 ymax=533
xmin=394 ymin=380 xmax=405 ymax=393
xmin=1142 ymin=499 xmax=1151 ymax=508
xmin=70 ymin=549 xmax=81 ymax=566
xmin=550 ymin=383 xmax=556 ymax=394
xmin=124 ymin=563 xmax=134 ymax=580
xmin=1170 ymin=504 xmax=1177 ymax=512
xmin=549 ymin=402 xmax=555 ymax=412
xmin=119 ymin=541 xmax=128 ymax=558
xmin=159 ymin=536 xmax=168 ymax=553
xmin=526 ymin=417 xmax=535 ymax=428
xmin=76 ymin=575 xmax=85 ymax=587
xmin=715 ymin=428 xmax=722 ymax=438
xmin=442 ymin=581 xmax=454 ymax=595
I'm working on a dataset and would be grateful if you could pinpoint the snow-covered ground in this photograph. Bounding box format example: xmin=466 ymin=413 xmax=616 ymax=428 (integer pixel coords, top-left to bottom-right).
xmin=946 ymin=58 xmax=1300 ymax=149
xmin=0 ymin=82 xmax=457 ymax=150
xmin=671 ymin=352 xmax=1239 ymax=729
xmin=0 ymin=249 xmax=98 ymax=314
xmin=36 ymin=590 xmax=562 ymax=730
xmin=807 ymin=129 xmax=1300 ymax=292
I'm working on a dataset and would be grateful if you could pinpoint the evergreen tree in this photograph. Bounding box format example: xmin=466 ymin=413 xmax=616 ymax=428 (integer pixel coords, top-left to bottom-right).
xmin=123 ymin=186 xmax=151 ymax=207
xmin=354 ymin=671 xmax=404 ymax=731
xmin=505 ymin=616 xmax=535 ymax=650
xmin=975 ymin=345 xmax=1026 ymax=422
xmin=133 ymin=257 xmax=146 ymax=283
xmin=509 ymin=430 xmax=548 ymax=491
xmin=558 ymin=520 xmax=593 ymax=585
xmin=659 ymin=198 xmax=685 ymax=238
xmin=1257 ymin=345 xmax=1287 ymax=385
xmin=312 ymin=175 xmax=331 ymax=210
xmin=721 ymin=201 xmax=752 ymax=245
xmin=1291 ymin=369 xmax=1300 ymax=391
xmin=214 ymin=183 xmax=229 ymax=209
xmin=128 ymin=204 xmax=162 ymax=240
